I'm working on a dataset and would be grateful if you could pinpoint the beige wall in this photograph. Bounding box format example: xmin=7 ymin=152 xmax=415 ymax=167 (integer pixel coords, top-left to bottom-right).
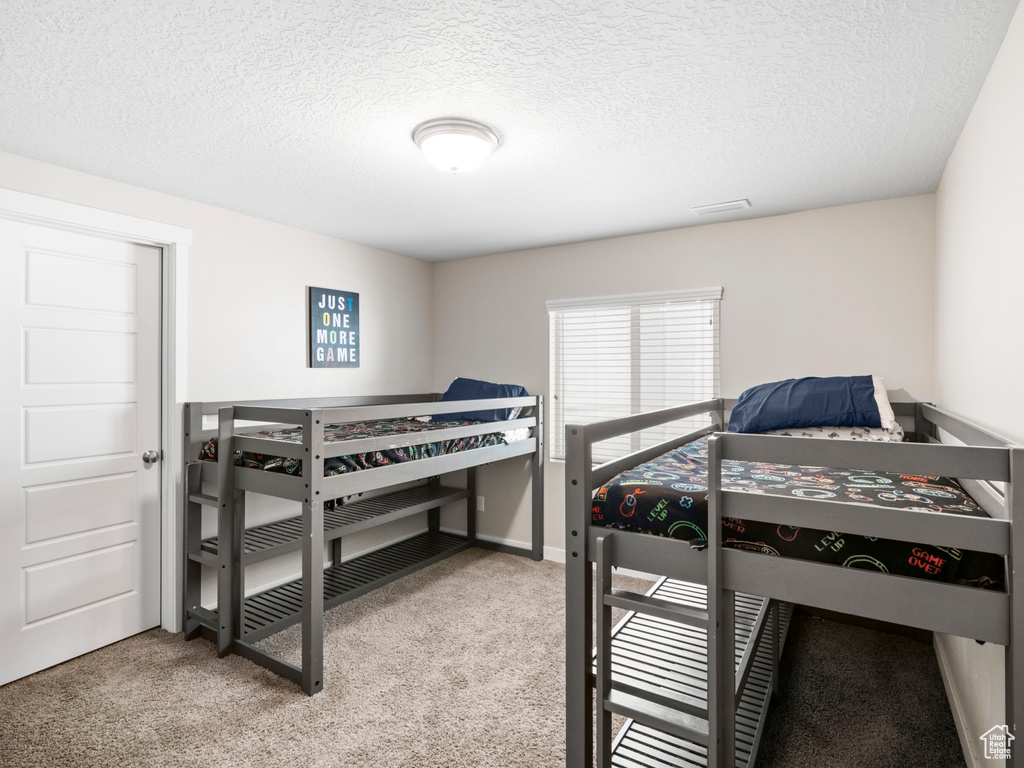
xmin=432 ymin=195 xmax=937 ymax=555
xmin=933 ymin=3 xmax=1024 ymax=765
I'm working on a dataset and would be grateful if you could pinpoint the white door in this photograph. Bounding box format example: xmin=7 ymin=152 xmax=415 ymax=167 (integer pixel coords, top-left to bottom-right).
xmin=0 ymin=220 xmax=161 ymax=685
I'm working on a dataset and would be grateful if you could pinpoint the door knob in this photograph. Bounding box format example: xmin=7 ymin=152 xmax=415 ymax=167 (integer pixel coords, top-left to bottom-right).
xmin=142 ymin=450 xmax=160 ymax=467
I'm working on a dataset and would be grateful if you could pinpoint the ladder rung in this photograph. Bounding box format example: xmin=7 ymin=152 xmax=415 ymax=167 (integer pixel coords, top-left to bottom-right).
xmin=606 ymin=689 xmax=710 ymax=746
xmin=188 ymin=549 xmax=218 ymax=567
xmin=607 ymin=680 xmax=709 ymax=722
xmin=605 ymin=589 xmax=709 ymax=628
xmin=189 ymin=492 xmax=219 ymax=506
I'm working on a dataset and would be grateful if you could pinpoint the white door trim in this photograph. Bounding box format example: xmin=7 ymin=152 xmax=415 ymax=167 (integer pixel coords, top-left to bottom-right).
xmin=0 ymin=187 xmax=190 ymax=633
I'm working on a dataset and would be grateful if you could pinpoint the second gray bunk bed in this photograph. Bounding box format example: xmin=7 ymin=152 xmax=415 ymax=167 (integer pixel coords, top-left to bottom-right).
xmin=182 ymin=392 xmax=544 ymax=695
xmin=565 ymin=397 xmax=1020 ymax=767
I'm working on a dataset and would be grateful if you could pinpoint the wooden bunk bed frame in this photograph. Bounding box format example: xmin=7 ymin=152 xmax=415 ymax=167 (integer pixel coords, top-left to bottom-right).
xmin=182 ymin=392 xmax=544 ymax=695
xmin=565 ymin=397 xmax=1021 ymax=767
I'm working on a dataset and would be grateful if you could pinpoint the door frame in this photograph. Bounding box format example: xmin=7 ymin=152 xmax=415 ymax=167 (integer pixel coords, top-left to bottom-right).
xmin=0 ymin=188 xmax=190 ymax=633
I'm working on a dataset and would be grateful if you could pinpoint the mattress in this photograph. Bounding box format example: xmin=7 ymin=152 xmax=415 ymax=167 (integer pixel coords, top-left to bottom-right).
xmin=592 ymin=436 xmax=1004 ymax=589
xmin=201 ymin=417 xmax=529 ymax=476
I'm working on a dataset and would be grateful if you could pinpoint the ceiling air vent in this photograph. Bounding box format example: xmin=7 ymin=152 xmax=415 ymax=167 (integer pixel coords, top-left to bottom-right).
xmin=691 ymin=199 xmax=751 ymax=215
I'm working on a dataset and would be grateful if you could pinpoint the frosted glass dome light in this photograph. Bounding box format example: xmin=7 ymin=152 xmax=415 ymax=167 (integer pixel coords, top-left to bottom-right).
xmin=412 ymin=118 xmax=499 ymax=173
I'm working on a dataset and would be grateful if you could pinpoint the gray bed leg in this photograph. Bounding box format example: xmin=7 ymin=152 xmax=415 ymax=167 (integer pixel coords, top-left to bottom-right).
xmin=182 ymin=404 xmax=203 ymax=640
xmin=531 ymin=395 xmax=545 ymax=561
xmin=182 ymin=404 xmax=196 ymax=637
xmin=301 ymin=410 xmax=325 ymax=695
xmin=466 ymin=467 xmax=477 ymax=543
xmin=708 ymin=589 xmax=737 ymax=768
xmin=216 ymin=406 xmax=237 ymax=657
xmin=706 ymin=434 xmax=736 ymax=768
xmin=231 ymin=489 xmax=245 ymax=639
xmin=1008 ymin=447 xmax=1023 ymax=766
xmin=565 ymin=424 xmax=593 ymax=768
xmin=595 ymin=534 xmax=613 ymax=768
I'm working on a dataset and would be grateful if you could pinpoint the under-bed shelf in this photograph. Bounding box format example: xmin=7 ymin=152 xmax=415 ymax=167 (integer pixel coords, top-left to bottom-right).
xmin=193 ymin=483 xmax=470 ymax=565
xmin=185 ymin=531 xmax=472 ymax=643
xmin=601 ymin=579 xmax=792 ymax=768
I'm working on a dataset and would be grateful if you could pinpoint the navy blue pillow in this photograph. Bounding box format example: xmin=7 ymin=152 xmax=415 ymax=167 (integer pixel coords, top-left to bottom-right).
xmin=431 ymin=377 xmax=529 ymax=422
xmin=727 ymin=376 xmax=881 ymax=434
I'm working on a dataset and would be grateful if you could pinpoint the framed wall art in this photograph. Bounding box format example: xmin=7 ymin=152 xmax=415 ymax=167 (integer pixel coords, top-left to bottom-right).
xmin=308 ymin=286 xmax=359 ymax=368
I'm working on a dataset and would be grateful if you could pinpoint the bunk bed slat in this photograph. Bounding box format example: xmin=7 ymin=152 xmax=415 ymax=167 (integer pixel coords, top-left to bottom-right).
xmin=721 ymin=549 xmax=1010 ymax=644
xmin=594 ymin=425 xmax=718 ymax=488
xmin=232 ymin=465 xmax=306 ymax=500
xmin=321 ymin=416 xmax=536 ymax=458
xmin=717 ymin=433 xmax=1009 ymax=482
xmin=199 ymin=484 xmax=470 ymax=562
xmin=606 ymin=591 xmax=710 ymax=628
xmin=586 ymin=528 xmax=711 ymax=584
xmin=920 ymin=403 xmax=1011 ymax=449
xmin=233 ymin=435 xmax=307 ymax=458
xmin=583 ymin=399 xmax=723 ymax=444
xmin=317 ymin=438 xmax=537 ymax=498
xmin=721 ymin=490 xmax=1010 ymax=555
xmin=607 ymin=689 xmax=711 ymax=747
xmin=315 ymin=396 xmax=536 ymax=424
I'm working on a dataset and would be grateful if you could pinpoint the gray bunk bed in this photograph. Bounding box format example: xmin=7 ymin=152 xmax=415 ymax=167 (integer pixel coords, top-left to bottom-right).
xmin=565 ymin=397 xmax=1020 ymax=767
xmin=182 ymin=392 xmax=544 ymax=695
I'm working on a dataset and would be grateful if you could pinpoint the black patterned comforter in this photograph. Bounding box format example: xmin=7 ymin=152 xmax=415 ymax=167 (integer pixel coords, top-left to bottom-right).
xmin=593 ymin=436 xmax=1004 ymax=590
xmin=202 ymin=418 xmax=514 ymax=476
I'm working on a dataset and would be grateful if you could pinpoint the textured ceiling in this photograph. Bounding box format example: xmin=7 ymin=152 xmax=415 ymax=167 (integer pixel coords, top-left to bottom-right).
xmin=0 ymin=1 xmax=1019 ymax=261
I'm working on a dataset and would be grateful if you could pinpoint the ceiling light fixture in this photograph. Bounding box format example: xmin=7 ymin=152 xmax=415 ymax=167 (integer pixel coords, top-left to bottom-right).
xmin=412 ymin=118 xmax=499 ymax=174
xmin=691 ymin=199 xmax=751 ymax=215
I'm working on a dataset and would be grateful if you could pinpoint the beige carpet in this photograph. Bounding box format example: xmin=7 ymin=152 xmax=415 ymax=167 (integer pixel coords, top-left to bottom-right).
xmin=0 ymin=549 xmax=967 ymax=768
xmin=0 ymin=548 xmax=648 ymax=768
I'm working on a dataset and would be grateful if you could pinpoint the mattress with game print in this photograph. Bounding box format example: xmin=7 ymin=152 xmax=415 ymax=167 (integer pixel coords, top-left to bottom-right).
xmin=592 ymin=435 xmax=1004 ymax=590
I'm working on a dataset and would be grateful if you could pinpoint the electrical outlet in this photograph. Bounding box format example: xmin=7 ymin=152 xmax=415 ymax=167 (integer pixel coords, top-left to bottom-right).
xmin=476 ymin=495 xmax=485 ymax=511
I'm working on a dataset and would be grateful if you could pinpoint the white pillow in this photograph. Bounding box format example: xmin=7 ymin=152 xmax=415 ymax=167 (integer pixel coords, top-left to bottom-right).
xmin=871 ymin=374 xmax=898 ymax=432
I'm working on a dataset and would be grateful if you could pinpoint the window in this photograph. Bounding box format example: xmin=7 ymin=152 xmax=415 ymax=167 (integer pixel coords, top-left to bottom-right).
xmin=547 ymin=287 xmax=721 ymax=463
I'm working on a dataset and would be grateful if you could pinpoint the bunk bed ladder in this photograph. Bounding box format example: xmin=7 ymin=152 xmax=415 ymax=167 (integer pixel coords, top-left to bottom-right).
xmin=182 ymin=401 xmax=221 ymax=641
xmin=594 ymin=533 xmax=714 ymax=766
xmin=182 ymin=459 xmax=218 ymax=639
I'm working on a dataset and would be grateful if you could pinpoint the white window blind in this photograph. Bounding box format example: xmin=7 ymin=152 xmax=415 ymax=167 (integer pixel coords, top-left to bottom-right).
xmin=548 ymin=288 xmax=721 ymax=463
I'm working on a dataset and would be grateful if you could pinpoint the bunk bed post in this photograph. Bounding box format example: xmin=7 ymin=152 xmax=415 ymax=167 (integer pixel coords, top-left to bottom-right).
xmin=301 ymin=409 xmax=326 ymax=695
xmin=216 ymin=406 xmax=238 ymax=657
xmin=706 ymin=434 xmax=736 ymax=768
xmin=231 ymin=489 xmax=246 ymax=636
xmin=466 ymin=467 xmax=477 ymax=543
xmin=915 ymin=401 xmax=931 ymax=444
xmin=1008 ymin=446 xmax=1023 ymax=767
xmin=595 ymin=533 xmax=614 ymax=768
xmin=712 ymin=397 xmax=725 ymax=432
xmin=565 ymin=422 xmax=593 ymax=768
xmin=531 ymin=395 xmax=545 ymax=561
xmin=427 ymin=476 xmax=441 ymax=534
xmin=182 ymin=402 xmax=203 ymax=639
